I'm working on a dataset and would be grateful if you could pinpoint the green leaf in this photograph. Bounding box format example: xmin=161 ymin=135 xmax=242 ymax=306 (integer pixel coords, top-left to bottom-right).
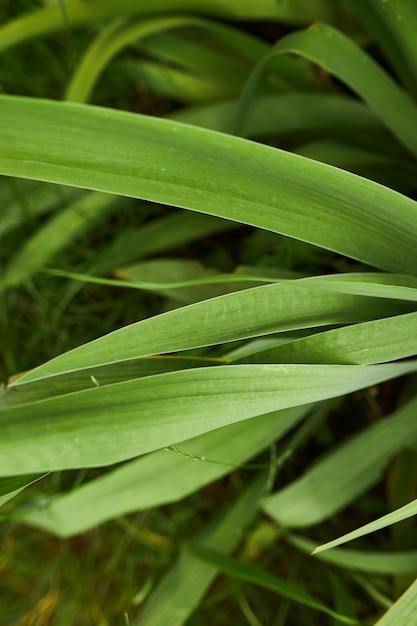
xmin=238 ymin=22 xmax=417 ymax=158
xmin=313 ymin=499 xmax=417 ymax=554
xmin=1 ymin=96 xmax=417 ymax=274
xmin=0 ymin=474 xmax=47 ymax=508
xmin=237 ymin=311 xmax=417 ymax=365
xmin=373 ymin=578 xmax=417 ymax=626
xmin=1 ymin=362 xmax=417 ymax=476
xmin=10 ymin=275 xmax=416 ymax=386
xmin=190 ymin=545 xmax=358 ymax=624
xmin=21 ymin=405 xmax=309 ymax=536
xmin=350 ymin=0 xmax=417 ymax=99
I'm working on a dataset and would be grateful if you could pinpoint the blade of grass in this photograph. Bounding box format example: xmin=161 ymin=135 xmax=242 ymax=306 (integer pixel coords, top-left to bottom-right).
xmin=237 ymin=311 xmax=417 ymax=365
xmin=313 ymin=499 xmax=417 ymax=554
xmin=1 ymin=96 xmax=417 ymax=275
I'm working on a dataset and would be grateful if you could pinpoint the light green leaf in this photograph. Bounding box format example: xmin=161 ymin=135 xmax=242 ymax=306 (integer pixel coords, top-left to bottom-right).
xmin=313 ymin=499 xmax=417 ymax=554
xmin=238 ymin=311 xmax=417 ymax=365
xmin=1 ymin=362 xmax=417 ymax=476
xmin=10 ymin=275 xmax=415 ymax=385
xmin=1 ymin=96 xmax=417 ymax=275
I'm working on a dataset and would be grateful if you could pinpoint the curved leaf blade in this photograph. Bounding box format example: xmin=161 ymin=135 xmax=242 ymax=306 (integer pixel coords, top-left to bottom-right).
xmin=1 ymin=96 xmax=417 ymax=275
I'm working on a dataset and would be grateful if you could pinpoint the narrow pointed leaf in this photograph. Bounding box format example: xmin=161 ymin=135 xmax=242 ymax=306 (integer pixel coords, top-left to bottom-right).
xmin=313 ymin=499 xmax=417 ymax=554
xmin=10 ymin=276 xmax=415 ymax=386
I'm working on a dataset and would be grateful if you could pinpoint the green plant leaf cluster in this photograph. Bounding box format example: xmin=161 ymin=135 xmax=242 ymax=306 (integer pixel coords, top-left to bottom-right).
xmin=1 ymin=1 xmax=417 ymax=624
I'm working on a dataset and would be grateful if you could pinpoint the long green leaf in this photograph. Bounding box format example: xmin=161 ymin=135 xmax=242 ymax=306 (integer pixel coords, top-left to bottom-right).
xmin=237 ymin=311 xmax=417 ymax=365
xmin=1 ymin=96 xmax=417 ymax=275
xmin=9 ymin=276 xmax=415 ymax=385
xmin=1 ymin=362 xmax=417 ymax=476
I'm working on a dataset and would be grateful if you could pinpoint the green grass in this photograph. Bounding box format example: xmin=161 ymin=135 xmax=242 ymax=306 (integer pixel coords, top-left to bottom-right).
xmin=1 ymin=1 xmax=417 ymax=624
